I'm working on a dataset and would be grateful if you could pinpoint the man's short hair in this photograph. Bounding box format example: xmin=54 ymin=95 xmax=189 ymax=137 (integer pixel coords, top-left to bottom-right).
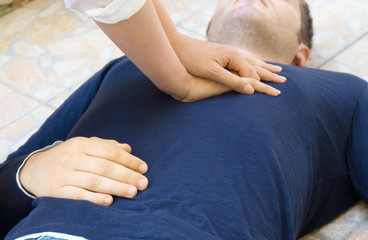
xmin=299 ymin=0 xmax=314 ymax=49
xmin=206 ymin=0 xmax=314 ymax=50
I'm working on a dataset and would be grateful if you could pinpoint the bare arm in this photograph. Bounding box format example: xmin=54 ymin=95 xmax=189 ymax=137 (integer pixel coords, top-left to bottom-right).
xmin=95 ymin=0 xmax=189 ymax=100
xmin=152 ymin=0 xmax=285 ymax=95
xmin=95 ymin=0 xmax=284 ymax=101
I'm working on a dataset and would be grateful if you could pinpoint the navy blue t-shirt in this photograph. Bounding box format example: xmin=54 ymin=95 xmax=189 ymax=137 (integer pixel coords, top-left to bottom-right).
xmin=1 ymin=57 xmax=367 ymax=239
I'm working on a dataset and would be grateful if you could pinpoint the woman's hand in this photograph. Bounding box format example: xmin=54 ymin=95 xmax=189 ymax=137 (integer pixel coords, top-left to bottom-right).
xmin=175 ymin=72 xmax=282 ymax=102
xmin=19 ymin=137 xmax=149 ymax=206
xmin=171 ymin=34 xmax=286 ymax=97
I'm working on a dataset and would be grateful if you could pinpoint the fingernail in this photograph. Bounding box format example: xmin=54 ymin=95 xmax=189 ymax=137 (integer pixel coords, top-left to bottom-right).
xmin=139 ymin=164 xmax=148 ymax=173
xmin=104 ymin=196 xmax=112 ymax=206
xmin=275 ymin=90 xmax=281 ymax=96
xmin=281 ymin=76 xmax=287 ymax=82
xmin=138 ymin=178 xmax=148 ymax=190
xmin=127 ymin=186 xmax=136 ymax=197
xmin=275 ymin=66 xmax=283 ymax=71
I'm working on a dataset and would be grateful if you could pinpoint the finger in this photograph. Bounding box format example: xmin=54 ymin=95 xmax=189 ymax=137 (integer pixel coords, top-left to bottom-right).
xmin=72 ymin=138 xmax=148 ymax=174
xmin=203 ymin=66 xmax=260 ymax=94
xmin=118 ymin=143 xmax=132 ymax=153
xmin=227 ymin=57 xmax=260 ymax=80
xmin=60 ymin=185 xmax=114 ymax=206
xmin=253 ymin=66 xmax=286 ymax=83
xmin=247 ymin=78 xmax=281 ymax=97
xmin=90 ymin=137 xmax=132 ymax=153
xmin=256 ymin=61 xmax=283 ymax=73
xmin=73 ymin=155 xmax=149 ymax=190
xmin=66 ymin=171 xmax=139 ymax=199
xmin=238 ymin=50 xmax=282 ymax=72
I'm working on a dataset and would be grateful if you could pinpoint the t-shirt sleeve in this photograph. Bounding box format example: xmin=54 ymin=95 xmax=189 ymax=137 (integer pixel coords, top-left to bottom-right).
xmin=0 ymin=155 xmax=34 ymax=237
xmin=348 ymin=83 xmax=368 ymax=202
xmin=64 ymin=0 xmax=146 ymax=24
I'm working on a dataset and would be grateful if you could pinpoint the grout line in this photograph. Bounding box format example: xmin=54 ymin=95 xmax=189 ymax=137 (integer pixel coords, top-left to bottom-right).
xmin=0 ymin=79 xmax=50 ymax=106
xmin=318 ymin=31 xmax=368 ymax=68
xmin=0 ymin=102 xmax=41 ymax=130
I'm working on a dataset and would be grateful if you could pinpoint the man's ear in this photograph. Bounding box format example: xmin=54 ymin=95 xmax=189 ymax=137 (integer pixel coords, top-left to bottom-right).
xmin=292 ymin=43 xmax=310 ymax=66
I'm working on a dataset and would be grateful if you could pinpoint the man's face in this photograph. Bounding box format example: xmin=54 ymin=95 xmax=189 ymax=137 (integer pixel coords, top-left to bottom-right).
xmin=207 ymin=0 xmax=303 ymax=64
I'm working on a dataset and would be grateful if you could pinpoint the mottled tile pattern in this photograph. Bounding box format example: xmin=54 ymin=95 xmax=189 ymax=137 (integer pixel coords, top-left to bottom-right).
xmin=0 ymin=0 xmax=367 ymax=239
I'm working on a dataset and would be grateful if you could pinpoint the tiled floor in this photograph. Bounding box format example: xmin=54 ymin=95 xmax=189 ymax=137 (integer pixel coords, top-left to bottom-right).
xmin=0 ymin=0 xmax=367 ymax=239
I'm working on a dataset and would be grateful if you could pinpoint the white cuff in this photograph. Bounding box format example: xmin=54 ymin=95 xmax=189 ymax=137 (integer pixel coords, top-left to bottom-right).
xmin=16 ymin=141 xmax=64 ymax=199
xmin=67 ymin=0 xmax=147 ymax=24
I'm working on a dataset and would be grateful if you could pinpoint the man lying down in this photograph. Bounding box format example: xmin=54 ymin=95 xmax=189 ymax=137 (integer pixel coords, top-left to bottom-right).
xmin=1 ymin=0 xmax=368 ymax=239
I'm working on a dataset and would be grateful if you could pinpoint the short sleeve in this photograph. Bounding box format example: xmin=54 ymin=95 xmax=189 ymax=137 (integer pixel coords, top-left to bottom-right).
xmin=348 ymin=84 xmax=368 ymax=201
xmin=64 ymin=0 xmax=146 ymax=24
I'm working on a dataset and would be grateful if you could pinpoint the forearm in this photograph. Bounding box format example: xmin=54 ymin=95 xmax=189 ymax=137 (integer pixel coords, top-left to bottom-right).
xmin=152 ymin=0 xmax=181 ymax=44
xmin=95 ymin=0 xmax=189 ymax=100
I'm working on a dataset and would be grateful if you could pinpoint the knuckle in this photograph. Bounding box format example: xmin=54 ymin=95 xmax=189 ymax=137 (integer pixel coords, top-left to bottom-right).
xmin=105 ymin=145 xmax=118 ymax=159
xmin=87 ymin=175 xmax=101 ymax=189
xmin=222 ymin=45 xmax=236 ymax=54
xmin=58 ymin=152 xmax=72 ymax=166
xmin=99 ymin=161 xmax=112 ymax=176
xmin=124 ymin=157 xmax=135 ymax=170
xmin=208 ymin=64 xmax=221 ymax=77
xmin=72 ymin=190 xmax=84 ymax=201
xmin=66 ymin=137 xmax=84 ymax=148
xmin=248 ymin=78 xmax=257 ymax=86
xmin=234 ymin=78 xmax=247 ymax=91
xmin=108 ymin=139 xmax=119 ymax=145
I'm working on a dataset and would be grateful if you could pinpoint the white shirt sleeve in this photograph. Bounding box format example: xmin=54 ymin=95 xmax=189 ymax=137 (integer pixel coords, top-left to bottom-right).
xmin=16 ymin=141 xmax=64 ymax=199
xmin=64 ymin=0 xmax=147 ymax=24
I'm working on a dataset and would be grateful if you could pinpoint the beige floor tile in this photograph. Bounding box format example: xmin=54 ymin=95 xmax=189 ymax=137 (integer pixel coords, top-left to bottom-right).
xmin=0 ymin=54 xmax=11 ymax=65
xmin=24 ymin=10 xmax=80 ymax=45
xmin=0 ymin=115 xmax=38 ymax=141
xmin=162 ymin=0 xmax=211 ymax=14
xmin=0 ymin=57 xmax=46 ymax=94
xmin=0 ymin=104 xmax=54 ymax=163
xmin=162 ymin=0 xmax=213 ymax=24
xmin=31 ymin=105 xmax=54 ymax=121
xmin=49 ymin=89 xmax=73 ymax=108
xmin=52 ymin=59 xmax=94 ymax=87
xmin=318 ymin=222 xmax=358 ymax=240
xmin=0 ymin=84 xmax=38 ymax=127
xmin=348 ymin=226 xmax=368 ymax=240
xmin=180 ymin=12 xmax=212 ymax=37
xmin=0 ymin=35 xmax=12 ymax=52
xmin=0 ymin=138 xmax=12 ymax=163
xmin=37 ymin=0 xmax=63 ymax=18
xmin=345 ymin=202 xmax=368 ymax=222
xmin=307 ymin=0 xmax=368 ymax=68
xmin=177 ymin=0 xmax=217 ymax=37
xmin=47 ymin=29 xmax=114 ymax=57
xmin=319 ymin=35 xmax=368 ymax=81
xmin=0 ymin=7 xmax=38 ymax=37
xmin=299 ymin=233 xmax=327 ymax=240
xmin=23 ymin=0 xmax=54 ymax=10
xmin=13 ymin=41 xmax=45 ymax=58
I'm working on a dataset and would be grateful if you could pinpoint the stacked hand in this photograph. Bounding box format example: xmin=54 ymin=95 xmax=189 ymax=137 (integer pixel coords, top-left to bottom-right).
xmin=171 ymin=34 xmax=286 ymax=102
xmin=19 ymin=137 xmax=149 ymax=206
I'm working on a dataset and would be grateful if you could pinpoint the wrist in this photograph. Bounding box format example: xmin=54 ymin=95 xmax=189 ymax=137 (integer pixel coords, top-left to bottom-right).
xmin=19 ymin=152 xmax=40 ymax=198
xmin=17 ymin=141 xmax=63 ymax=198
